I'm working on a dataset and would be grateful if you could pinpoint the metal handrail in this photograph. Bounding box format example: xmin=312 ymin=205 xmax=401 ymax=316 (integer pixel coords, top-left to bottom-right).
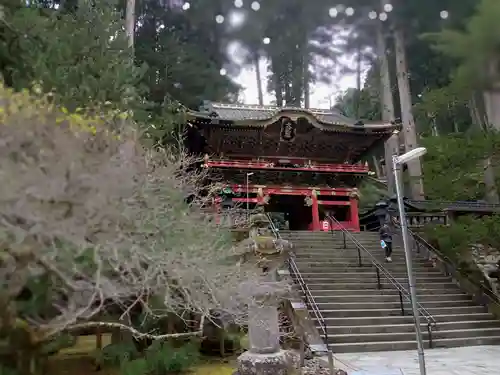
xmin=265 ymin=214 xmax=332 ymax=364
xmin=287 ymin=256 xmax=330 ymax=344
xmin=326 ymin=215 xmax=437 ymax=347
xmin=265 ymin=213 xmax=284 ymax=252
xmin=393 ymin=218 xmax=500 ymax=313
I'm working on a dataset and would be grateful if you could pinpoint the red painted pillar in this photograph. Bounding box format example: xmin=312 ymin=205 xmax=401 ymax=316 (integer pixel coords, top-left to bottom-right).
xmin=350 ymin=197 xmax=360 ymax=232
xmin=311 ymin=190 xmax=320 ymax=231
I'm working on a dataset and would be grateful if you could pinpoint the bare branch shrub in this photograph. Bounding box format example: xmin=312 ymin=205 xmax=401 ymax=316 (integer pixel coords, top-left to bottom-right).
xmin=0 ymin=85 xmax=289 ymax=341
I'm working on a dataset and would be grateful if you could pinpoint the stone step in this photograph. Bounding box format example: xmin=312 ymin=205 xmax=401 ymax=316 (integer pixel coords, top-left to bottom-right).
xmin=325 ymin=320 xmax=500 ymax=335
xmin=298 ymin=271 xmax=444 ymax=279
xmin=284 ymin=230 xmax=500 ymax=353
xmin=299 ymin=270 xmax=446 ymax=278
xmin=293 ymin=258 xmax=427 ymax=267
xmin=315 ymin=312 xmax=496 ymax=326
xmin=295 ymin=264 xmax=431 ymax=273
xmin=305 ymin=288 xmax=460 ymax=296
xmin=324 ymin=327 xmax=500 ymax=344
xmin=295 ymin=254 xmax=422 ymax=267
xmin=309 ymin=293 xmax=471 ymax=303
xmin=288 ymin=236 xmax=378 ymax=241
xmin=281 ymin=231 xmax=335 ymax=235
xmin=293 ymin=249 xmax=402 ymax=255
xmin=327 ymin=335 xmax=500 ymax=353
xmin=290 ymin=238 xmax=384 ymax=242
xmin=295 ymin=266 xmax=435 ymax=274
xmin=295 ymin=251 xmax=408 ymax=257
xmin=288 ymin=239 xmax=378 ymax=250
xmin=315 ymin=299 xmax=475 ymax=311
xmin=291 ymin=238 xmax=396 ymax=243
xmin=293 ymin=246 xmax=404 ymax=252
xmin=301 ymin=276 xmax=451 ymax=284
xmin=301 ymin=274 xmax=452 ymax=284
xmin=283 ymin=238 xmax=335 ymax=242
xmin=293 ymin=250 xmax=406 ymax=256
xmin=294 ymin=253 xmax=418 ymax=260
xmin=315 ymin=305 xmax=485 ymax=318
xmin=294 ymin=262 xmax=432 ymax=272
xmin=305 ymin=282 xmax=459 ymax=291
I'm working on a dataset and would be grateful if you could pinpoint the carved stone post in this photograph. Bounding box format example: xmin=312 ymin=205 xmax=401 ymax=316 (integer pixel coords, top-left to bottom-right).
xmin=237 ymin=283 xmax=293 ymax=375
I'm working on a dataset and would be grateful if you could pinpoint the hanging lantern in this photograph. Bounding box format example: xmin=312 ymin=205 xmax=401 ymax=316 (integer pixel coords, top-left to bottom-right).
xmin=311 ymin=189 xmax=318 ymax=197
xmin=257 ymin=187 xmax=264 ymax=197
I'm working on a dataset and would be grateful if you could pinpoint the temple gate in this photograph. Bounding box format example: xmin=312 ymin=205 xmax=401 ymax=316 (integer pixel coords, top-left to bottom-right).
xmin=185 ymin=102 xmax=400 ymax=231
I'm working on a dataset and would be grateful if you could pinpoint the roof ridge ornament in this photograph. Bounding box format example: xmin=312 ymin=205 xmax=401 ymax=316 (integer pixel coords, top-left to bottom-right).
xmin=210 ymin=101 xmax=345 ymax=115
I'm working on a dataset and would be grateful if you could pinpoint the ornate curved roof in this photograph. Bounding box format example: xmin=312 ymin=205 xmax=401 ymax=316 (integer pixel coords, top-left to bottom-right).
xmin=187 ymin=101 xmax=401 ymax=133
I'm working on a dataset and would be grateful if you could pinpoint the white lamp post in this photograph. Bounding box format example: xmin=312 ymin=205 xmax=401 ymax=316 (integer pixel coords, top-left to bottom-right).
xmin=246 ymin=172 xmax=254 ymax=221
xmin=392 ymin=147 xmax=427 ymax=375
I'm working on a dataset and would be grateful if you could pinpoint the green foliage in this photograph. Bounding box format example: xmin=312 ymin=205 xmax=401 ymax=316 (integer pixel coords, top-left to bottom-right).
xmin=1 ymin=0 xmax=241 ymax=142
xmin=424 ymin=0 xmax=500 ymax=92
xmin=121 ymin=358 xmax=148 ymax=375
xmin=334 ymin=86 xmax=381 ymax=120
xmin=421 ymin=132 xmax=500 ymax=200
xmin=0 ymin=364 xmax=18 ymax=375
xmin=2 ymin=1 xmax=146 ymax=113
xmin=39 ymin=334 xmax=77 ymax=355
xmin=96 ymin=341 xmax=199 ymax=375
xmin=426 ymin=215 xmax=500 ymax=266
xmin=412 ymin=85 xmax=471 ymax=135
xmin=143 ymin=341 xmax=199 ymax=375
xmin=358 ymin=180 xmax=387 ymax=211
xmin=95 ymin=342 xmax=139 ymax=368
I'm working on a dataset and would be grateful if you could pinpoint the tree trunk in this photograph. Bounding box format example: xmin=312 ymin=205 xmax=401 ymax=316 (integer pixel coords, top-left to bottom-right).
xmin=483 ymin=157 xmax=499 ymax=203
xmin=271 ymin=59 xmax=284 ymax=106
xmin=304 ymin=59 xmax=310 ymax=108
xmin=126 ymin=0 xmax=135 ymax=49
xmin=483 ymin=91 xmax=500 ymax=129
xmin=289 ymin=58 xmax=302 ymax=107
xmin=254 ymin=53 xmax=264 ymax=105
xmin=483 ymin=58 xmax=500 ymax=129
xmin=429 ymin=114 xmax=439 ymax=136
xmin=355 ymin=42 xmax=362 ymax=118
xmin=372 ymin=155 xmax=383 ymax=179
xmin=377 ymin=20 xmax=398 ymax=195
xmin=469 ymin=94 xmax=500 ymax=203
xmin=393 ymin=27 xmax=424 ymax=200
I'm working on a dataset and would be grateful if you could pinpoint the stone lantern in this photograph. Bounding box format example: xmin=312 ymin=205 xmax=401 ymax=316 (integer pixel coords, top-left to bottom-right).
xmin=237 ymin=282 xmax=293 ymax=375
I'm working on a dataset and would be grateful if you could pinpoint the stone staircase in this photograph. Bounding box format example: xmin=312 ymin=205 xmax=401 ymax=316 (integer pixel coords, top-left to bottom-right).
xmin=281 ymin=230 xmax=500 ymax=353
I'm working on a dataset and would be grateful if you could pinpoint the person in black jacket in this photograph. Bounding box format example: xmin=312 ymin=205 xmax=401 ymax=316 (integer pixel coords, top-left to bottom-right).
xmin=379 ymin=224 xmax=393 ymax=262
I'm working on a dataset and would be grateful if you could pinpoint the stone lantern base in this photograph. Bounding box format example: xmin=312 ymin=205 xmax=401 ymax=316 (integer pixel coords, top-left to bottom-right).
xmin=237 ymin=350 xmax=294 ymax=375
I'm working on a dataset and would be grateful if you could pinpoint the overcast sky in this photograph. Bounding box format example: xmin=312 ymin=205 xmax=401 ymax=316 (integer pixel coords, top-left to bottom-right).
xmin=234 ymin=57 xmax=362 ymax=109
xmin=225 ymin=8 xmax=366 ymax=109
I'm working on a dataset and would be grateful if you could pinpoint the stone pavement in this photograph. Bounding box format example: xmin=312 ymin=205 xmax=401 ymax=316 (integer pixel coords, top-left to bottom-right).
xmin=325 ymin=345 xmax=500 ymax=375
